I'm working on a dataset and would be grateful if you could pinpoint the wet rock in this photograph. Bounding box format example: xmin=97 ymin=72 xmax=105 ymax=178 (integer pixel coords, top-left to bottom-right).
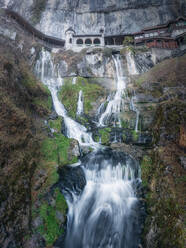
xmin=49 ymin=110 xmax=58 ymax=120
xmin=180 ymin=156 xmax=186 ymax=169
xmin=33 ymin=217 xmax=43 ymax=229
xmin=58 ymin=165 xmax=86 ymax=197
xmin=68 ymin=139 xmax=80 ymax=158
xmin=179 ymin=125 xmax=186 ymax=148
xmin=24 ymin=233 xmax=45 ymax=248
xmin=56 ymin=211 xmax=65 ymax=223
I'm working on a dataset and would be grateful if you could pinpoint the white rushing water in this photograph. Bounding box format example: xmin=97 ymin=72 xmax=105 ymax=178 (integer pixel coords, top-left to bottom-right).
xmin=36 ymin=49 xmax=97 ymax=147
xmin=72 ymin=77 xmax=77 ymax=85
xmin=36 ymin=48 xmax=141 ymax=248
xmin=98 ymin=55 xmax=127 ymax=127
xmin=65 ymin=150 xmax=140 ymax=248
xmin=130 ymin=96 xmax=140 ymax=132
xmin=76 ymin=90 xmax=84 ymax=116
xmin=126 ymin=50 xmax=139 ymax=75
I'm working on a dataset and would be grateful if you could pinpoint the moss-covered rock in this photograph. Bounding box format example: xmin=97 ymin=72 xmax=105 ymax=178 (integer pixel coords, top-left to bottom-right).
xmin=0 ymin=41 xmax=52 ymax=247
xmin=58 ymin=76 xmax=105 ymax=118
xmin=96 ymin=127 xmax=111 ymax=145
xmin=37 ymin=188 xmax=67 ymax=246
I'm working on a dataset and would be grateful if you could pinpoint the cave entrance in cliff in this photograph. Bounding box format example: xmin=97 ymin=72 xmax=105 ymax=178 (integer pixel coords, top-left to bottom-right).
xmin=93 ymin=38 xmax=101 ymax=46
xmin=77 ymin=39 xmax=83 ymax=45
xmin=85 ymin=39 xmax=92 ymax=46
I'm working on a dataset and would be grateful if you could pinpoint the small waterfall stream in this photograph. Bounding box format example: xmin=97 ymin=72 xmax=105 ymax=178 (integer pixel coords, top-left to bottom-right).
xmin=98 ymin=55 xmax=127 ymax=127
xmin=36 ymin=49 xmax=142 ymax=248
xmin=76 ymin=90 xmax=84 ymax=116
xmin=36 ymin=50 xmax=97 ymax=147
xmin=130 ymin=95 xmax=140 ymax=132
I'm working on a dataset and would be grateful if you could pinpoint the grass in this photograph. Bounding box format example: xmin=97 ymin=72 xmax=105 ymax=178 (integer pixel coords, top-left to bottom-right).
xmin=41 ymin=133 xmax=78 ymax=166
xmin=37 ymin=189 xmax=68 ymax=245
xmin=38 ymin=203 xmax=61 ymax=245
xmin=58 ymin=76 xmax=104 ymax=118
xmin=48 ymin=117 xmax=62 ymax=133
xmin=55 ymin=188 xmax=68 ymax=214
xmin=98 ymin=128 xmax=111 ymax=145
xmin=141 ymin=155 xmax=153 ymax=188
xmin=134 ymin=54 xmax=186 ymax=87
xmin=132 ymin=130 xmax=139 ymax=142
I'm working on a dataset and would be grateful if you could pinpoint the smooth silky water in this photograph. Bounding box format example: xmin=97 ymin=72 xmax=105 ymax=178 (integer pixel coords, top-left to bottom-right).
xmin=36 ymin=49 xmax=142 ymax=248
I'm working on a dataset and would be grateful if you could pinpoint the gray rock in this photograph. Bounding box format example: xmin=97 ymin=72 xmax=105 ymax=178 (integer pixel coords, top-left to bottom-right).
xmin=1 ymin=0 xmax=184 ymax=40
xmin=180 ymin=156 xmax=186 ymax=170
xmin=56 ymin=211 xmax=65 ymax=223
xmin=33 ymin=217 xmax=43 ymax=229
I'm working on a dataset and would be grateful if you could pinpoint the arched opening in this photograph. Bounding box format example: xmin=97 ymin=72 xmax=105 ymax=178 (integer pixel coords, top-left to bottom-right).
xmin=94 ymin=38 xmax=101 ymax=45
xmin=85 ymin=39 xmax=92 ymax=45
xmin=69 ymin=38 xmax=72 ymax=44
xmin=105 ymin=37 xmax=114 ymax=46
xmin=115 ymin=37 xmax=123 ymax=45
xmin=77 ymin=39 xmax=83 ymax=45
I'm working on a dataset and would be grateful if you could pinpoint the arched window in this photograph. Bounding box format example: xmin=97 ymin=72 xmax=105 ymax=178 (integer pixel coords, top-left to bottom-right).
xmin=93 ymin=38 xmax=101 ymax=45
xmin=69 ymin=38 xmax=72 ymax=44
xmin=76 ymin=39 xmax=83 ymax=45
xmin=85 ymin=39 xmax=92 ymax=45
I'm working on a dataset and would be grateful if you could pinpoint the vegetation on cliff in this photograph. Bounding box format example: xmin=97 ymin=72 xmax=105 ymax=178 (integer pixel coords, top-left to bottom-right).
xmin=137 ymin=55 xmax=186 ymax=248
xmin=58 ymin=76 xmax=105 ymax=118
xmin=0 ymin=42 xmax=51 ymax=246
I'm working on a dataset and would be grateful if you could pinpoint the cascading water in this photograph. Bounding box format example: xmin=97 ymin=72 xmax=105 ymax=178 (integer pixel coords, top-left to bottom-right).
xmin=76 ymin=90 xmax=84 ymax=116
xmin=126 ymin=51 xmax=139 ymax=75
xmin=35 ymin=48 xmax=142 ymax=248
xmin=98 ymin=55 xmax=127 ymax=127
xmin=35 ymin=49 xmax=97 ymax=147
xmin=130 ymin=95 xmax=140 ymax=132
xmin=72 ymin=77 xmax=77 ymax=85
xmin=65 ymin=150 xmax=141 ymax=248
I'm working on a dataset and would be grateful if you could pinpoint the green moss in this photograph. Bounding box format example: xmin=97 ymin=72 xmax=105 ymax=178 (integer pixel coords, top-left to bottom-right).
xmin=141 ymin=155 xmax=153 ymax=188
xmin=33 ymin=96 xmax=52 ymax=113
xmin=37 ymin=188 xmax=68 ymax=245
xmin=132 ymin=130 xmax=139 ymax=142
xmin=123 ymin=36 xmax=134 ymax=46
xmin=76 ymin=116 xmax=89 ymax=126
xmin=98 ymin=128 xmax=111 ymax=145
xmin=121 ymin=120 xmax=129 ymax=129
xmin=49 ymin=117 xmax=62 ymax=133
xmin=55 ymin=188 xmax=68 ymax=214
xmin=102 ymin=48 xmax=113 ymax=57
xmin=122 ymin=133 xmax=127 ymax=141
xmin=58 ymin=76 xmax=104 ymax=118
xmin=42 ymin=133 xmax=77 ymax=166
xmin=38 ymin=202 xmax=62 ymax=245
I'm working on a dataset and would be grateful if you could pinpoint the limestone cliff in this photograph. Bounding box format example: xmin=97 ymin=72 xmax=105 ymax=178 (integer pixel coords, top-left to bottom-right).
xmin=0 ymin=0 xmax=185 ymax=39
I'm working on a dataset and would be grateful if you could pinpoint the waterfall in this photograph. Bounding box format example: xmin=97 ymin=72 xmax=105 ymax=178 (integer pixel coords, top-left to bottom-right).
xmin=130 ymin=96 xmax=140 ymax=132
xmin=2 ymin=0 xmax=11 ymax=8
xmin=65 ymin=150 xmax=141 ymax=248
xmin=98 ymin=55 xmax=127 ymax=127
xmin=35 ymin=48 xmax=142 ymax=248
xmin=76 ymin=90 xmax=84 ymax=116
xmin=126 ymin=51 xmax=139 ymax=75
xmin=35 ymin=49 xmax=97 ymax=147
xmin=72 ymin=77 xmax=77 ymax=85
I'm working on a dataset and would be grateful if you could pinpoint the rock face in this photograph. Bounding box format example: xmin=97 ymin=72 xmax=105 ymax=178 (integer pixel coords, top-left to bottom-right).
xmin=0 ymin=39 xmax=51 ymax=247
xmin=0 ymin=0 xmax=185 ymax=39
